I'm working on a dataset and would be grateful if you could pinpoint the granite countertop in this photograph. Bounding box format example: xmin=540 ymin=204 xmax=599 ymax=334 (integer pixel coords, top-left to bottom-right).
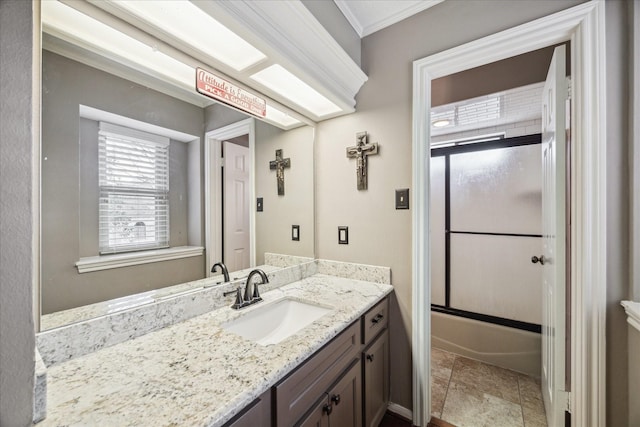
xmin=41 ymin=274 xmax=393 ymax=426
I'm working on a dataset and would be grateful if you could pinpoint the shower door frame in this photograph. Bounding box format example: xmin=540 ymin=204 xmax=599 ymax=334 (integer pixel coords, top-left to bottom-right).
xmin=430 ymin=133 xmax=544 ymax=334
xmin=411 ymin=2 xmax=606 ymax=426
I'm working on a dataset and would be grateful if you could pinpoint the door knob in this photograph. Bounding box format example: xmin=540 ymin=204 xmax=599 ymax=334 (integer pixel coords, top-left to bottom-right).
xmin=531 ymin=255 xmax=545 ymax=265
xmin=331 ymin=394 xmax=341 ymax=405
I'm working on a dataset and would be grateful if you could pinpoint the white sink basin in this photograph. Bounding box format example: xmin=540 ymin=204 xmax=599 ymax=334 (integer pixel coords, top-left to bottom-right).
xmin=222 ymin=298 xmax=332 ymax=346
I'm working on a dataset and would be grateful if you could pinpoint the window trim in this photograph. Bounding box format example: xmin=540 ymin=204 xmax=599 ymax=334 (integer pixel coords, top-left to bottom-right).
xmin=75 ymin=246 xmax=203 ymax=273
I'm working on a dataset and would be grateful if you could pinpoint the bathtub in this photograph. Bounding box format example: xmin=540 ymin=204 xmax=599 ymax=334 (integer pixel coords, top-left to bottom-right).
xmin=431 ymin=311 xmax=541 ymax=377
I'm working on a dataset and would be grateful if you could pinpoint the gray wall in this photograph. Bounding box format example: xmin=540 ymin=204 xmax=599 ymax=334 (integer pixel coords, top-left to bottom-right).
xmin=605 ymin=0 xmax=631 ymax=425
xmin=314 ymin=0 xmax=611 ymax=414
xmin=301 ymin=0 xmax=361 ymax=67
xmin=41 ymin=51 xmax=206 ymax=313
xmin=432 ymin=43 xmax=567 ymax=107
xmin=0 ymin=0 xmax=36 ymax=424
xmin=255 ymin=122 xmax=315 ymax=264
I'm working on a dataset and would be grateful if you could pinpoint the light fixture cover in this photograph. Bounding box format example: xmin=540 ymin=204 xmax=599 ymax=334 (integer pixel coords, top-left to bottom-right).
xmin=251 ymin=65 xmax=341 ymax=118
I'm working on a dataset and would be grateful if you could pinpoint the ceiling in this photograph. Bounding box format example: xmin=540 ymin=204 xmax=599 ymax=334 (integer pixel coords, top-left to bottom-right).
xmin=334 ymin=0 xmax=444 ymax=37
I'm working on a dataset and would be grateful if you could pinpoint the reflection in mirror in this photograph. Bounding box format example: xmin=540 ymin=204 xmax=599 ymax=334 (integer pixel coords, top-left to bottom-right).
xmin=40 ymin=3 xmax=315 ymax=331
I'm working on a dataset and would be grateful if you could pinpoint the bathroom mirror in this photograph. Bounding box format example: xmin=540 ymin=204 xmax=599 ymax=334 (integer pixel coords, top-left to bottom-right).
xmin=39 ymin=2 xmax=315 ymax=330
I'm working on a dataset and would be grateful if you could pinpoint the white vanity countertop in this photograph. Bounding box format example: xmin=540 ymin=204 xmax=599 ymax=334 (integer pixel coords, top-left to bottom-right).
xmin=40 ymin=274 xmax=393 ymax=427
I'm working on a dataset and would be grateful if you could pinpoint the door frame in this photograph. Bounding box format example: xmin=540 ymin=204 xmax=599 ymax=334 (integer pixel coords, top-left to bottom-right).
xmin=204 ymin=118 xmax=256 ymax=276
xmin=411 ymin=2 xmax=606 ymax=426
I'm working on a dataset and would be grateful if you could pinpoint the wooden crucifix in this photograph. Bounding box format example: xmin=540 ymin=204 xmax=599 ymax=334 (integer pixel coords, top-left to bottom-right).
xmin=346 ymin=131 xmax=378 ymax=190
xmin=269 ymin=149 xmax=291 ymax=196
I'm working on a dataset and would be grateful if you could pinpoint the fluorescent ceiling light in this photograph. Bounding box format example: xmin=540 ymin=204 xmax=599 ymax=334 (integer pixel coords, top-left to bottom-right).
xmin=265 ymin=105 xmax=301 ymax=128
xmin=251 ymin=65 xmax=341 ymax=117
xmin=113 ymin=1 xmax=266 ymax=71
xmin=42 ymin=1 xmax=193 ymax=88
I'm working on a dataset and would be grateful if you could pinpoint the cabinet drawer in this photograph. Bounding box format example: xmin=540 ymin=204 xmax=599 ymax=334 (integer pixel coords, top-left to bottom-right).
xmin=275 ymin=321 xmax=361 ymax=427
xmin=362 ymin=298 xmax=388 ymax=345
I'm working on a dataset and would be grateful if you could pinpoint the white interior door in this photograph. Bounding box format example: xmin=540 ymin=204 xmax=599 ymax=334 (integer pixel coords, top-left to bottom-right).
xmin=541 ymin=45 xmax=568 ymax=427
xmin=223 ymin=141 xmax=250 ymax=272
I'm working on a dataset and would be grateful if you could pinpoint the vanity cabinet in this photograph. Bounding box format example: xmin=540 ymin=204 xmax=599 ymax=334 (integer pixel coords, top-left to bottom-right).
xmin=270 ymin=296 xmax=390 ymax=427
xmin=298 ymin=360 xmax=362 ymax=427
xmin=274 ymin=321 xmax=360 ymax=427
xmin=223 ymin=390 xmax=271 ymax=427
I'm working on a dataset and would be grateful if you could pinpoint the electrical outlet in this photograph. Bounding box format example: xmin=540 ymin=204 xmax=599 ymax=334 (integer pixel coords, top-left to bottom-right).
xmin=338 ymin=226 xmax=349 ymax=244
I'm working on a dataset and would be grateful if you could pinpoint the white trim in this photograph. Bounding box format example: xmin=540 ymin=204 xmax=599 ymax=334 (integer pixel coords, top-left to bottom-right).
xmin=75 ymin=246 xmax=203 ymax=273
xmin=195 ymin=0 xmax=367 ymax=120
xmin=204 ymin=118 xmax=256 ymax=277
xmin=632 ymin=0 xmax=640 ymax=301
xmin=622 ymin=301 xmax=640 ymax=333
xmin=80 ymin=105 xmax=198 ymax=143
xmin=333 ymin=0 xmax=364 ymax=38
xmin=411 ymin=2 xmax=607 ymax=426
xmin=386 ymin=402 xmax=413 ymax=421
xmin=334 ymin=1 xmax=444 ymax=38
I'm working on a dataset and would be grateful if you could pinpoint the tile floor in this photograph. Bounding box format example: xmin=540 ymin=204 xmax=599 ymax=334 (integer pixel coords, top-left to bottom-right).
xmin=431 ymin=347 xmax=547 ymax=427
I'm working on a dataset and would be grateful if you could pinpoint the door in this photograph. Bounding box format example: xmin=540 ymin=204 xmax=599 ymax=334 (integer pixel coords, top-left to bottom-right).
xmin=223 ymin=141 xmax=250 ymax=272
xmin=363 ymin=330 xmax=389 ymax=427
xmin=327 ymin=361 xmax=362 ymax=427
xmin=541 ymin=45 xmax=568 ymax=427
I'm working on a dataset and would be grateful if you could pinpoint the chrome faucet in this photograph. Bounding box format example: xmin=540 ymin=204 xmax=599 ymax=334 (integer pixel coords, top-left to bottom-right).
xmin=243 ymin=269 xmax=269 ymax=303
xmin=211 ymin=262 xmax=230 ymax=282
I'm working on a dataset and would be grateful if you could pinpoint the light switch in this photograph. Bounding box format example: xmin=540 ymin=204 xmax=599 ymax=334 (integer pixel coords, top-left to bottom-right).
xmin=338 ymin=226 xmax=349 ymax=244
xmin=292 ymin=225 xmax=300 ymax=241
xmin=257 ymin=197 xmax=263 ymax=212
xmin=395 ymin=188 xmax=409 ymax=210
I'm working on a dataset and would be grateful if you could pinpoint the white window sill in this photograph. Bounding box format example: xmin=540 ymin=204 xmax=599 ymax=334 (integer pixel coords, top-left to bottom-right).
xmin=75 ymin=246 xmax=204 ymax=273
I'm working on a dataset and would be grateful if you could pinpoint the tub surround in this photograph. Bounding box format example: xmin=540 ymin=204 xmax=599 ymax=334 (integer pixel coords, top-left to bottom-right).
xmin=431 ymin=311 xmax=541 ymax=377
xmin=38 ymin=274 xmax=392 ymax=426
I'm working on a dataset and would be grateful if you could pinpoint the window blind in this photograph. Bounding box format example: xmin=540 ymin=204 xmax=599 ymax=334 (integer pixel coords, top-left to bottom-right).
xmin=98 ymin=122 xmax=170 ymax=254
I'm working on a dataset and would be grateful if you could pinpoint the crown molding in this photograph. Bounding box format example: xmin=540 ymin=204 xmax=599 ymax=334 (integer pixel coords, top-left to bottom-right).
xmin=196 ymin=0 xmax=367 ymax=120
xmin=333 ymin=0 xmax=364 ymax=37
xmin=334 ymin=0 xmax=444 ymax=38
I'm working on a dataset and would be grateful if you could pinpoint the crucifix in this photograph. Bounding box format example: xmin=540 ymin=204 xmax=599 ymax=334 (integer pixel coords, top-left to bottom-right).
xmin=269 ymin=149 xmax=291 ymax=196
xmin=346 ymin=131 xmax=378 ymax=190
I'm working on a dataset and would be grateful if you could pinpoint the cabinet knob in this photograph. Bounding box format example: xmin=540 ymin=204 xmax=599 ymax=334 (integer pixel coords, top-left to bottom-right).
xmin=371 ymin=314 xmax=384 ymax=324
xmin=531 ymin=255 xmax=545 ymax=265
xmin=322 ymin=403 xmax=333 ymax=415
xmin=366 ymin=354 xmax=374 ymax=362
xmin=331 ymin=394 xmax=341 ymax=405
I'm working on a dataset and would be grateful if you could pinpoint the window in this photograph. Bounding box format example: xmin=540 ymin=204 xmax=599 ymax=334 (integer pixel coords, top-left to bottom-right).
xmin=98 ymin=122 xmax=170 ymax=254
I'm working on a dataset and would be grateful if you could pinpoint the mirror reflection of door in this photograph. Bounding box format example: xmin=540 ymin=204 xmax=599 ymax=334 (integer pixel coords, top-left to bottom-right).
xmin=222 ymin=137 xmax=251 ymax=272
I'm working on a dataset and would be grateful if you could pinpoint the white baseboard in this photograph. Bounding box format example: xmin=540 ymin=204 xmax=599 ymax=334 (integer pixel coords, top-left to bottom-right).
xmin=387 ymin=401 xmax=413 ymax=421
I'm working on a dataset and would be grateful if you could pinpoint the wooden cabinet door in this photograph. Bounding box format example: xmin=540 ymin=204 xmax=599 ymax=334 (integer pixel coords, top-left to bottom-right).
xmin=327 ymin=361 xmax=361 ymax=427
xmin=363 ymin=330 xmax=389 ymax=427
xmin=224 ymin=389 xmax=272 ymax=427
xmin=297 ymin=396 xmax=329 ymax=427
